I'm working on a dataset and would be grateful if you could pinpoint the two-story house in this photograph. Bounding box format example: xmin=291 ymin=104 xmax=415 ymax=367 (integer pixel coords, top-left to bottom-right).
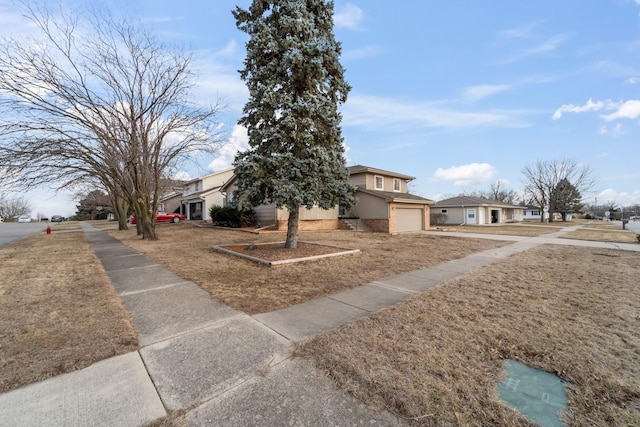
xmin=220 ymin=164 xmax=434 ymax=233
xmin=180 ymin=168 xmax=235 ymax=220
xmin=347 ymin=165 xmax=434 ymax=233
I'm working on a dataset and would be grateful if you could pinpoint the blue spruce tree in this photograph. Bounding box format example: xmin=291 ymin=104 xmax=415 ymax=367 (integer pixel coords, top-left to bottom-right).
xmin=233 ymin=0 xmax=356 ymax=248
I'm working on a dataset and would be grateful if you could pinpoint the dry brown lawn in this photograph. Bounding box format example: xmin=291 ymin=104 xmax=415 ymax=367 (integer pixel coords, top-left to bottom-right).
xmin=108 ymin=225 xmax=509 ymax=314
xmin=5 ymin=220 xmax=638 ymax=426
xmin=0 ymin=232 xmax=137 ymax=393
xmin=434 ymin=224 xmax=561 ymax=236
xmin=298 ymin=245 xmax=640 ymax=426
xmin=561 ymin=228 xmax=638 ymax=243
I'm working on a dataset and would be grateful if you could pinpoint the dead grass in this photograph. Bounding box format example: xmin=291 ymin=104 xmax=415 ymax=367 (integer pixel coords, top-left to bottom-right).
xmin=434 ymin=224 xmax=560 ymax=236
xmin=0 ymin=232 xmax=138 ymax=393
xmin=48 ymin=220 xmax=82 ymax=231
xmin=298 ymin=245 xmax=640 ymax=426
xmin=108 ymin=224 xmax=509 ymax=314
xmin=561 ymin=228 xmax=638 ymax=243
xmin=219 ymin=241 xmax=351 ymax=262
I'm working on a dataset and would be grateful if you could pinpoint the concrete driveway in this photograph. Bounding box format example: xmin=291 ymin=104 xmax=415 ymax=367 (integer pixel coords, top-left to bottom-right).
xmin=0 ymin=222 xmax=48 ymax=248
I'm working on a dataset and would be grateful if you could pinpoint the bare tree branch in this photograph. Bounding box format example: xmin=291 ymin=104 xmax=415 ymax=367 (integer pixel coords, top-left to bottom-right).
xmin=0 ymin=4 xmax=224 ymax=238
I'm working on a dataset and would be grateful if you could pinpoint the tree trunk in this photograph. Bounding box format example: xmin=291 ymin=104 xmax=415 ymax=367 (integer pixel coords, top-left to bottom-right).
xmin=139 ymin=213 xmax=157 ymax=240
xmin=285 ymin=205 xmax=300 ymax=249
xmin=132 ymin=198 xmax=157 ymax=240
xmin=114 ymin=198 xmax=129 ymax=231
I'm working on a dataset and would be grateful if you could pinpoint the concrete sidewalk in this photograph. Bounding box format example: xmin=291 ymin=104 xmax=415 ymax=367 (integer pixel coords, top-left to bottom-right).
xmin=1 ymin=222 xmax=638 ymax=426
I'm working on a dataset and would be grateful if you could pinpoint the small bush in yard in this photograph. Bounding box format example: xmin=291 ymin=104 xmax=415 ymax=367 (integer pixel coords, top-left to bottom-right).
xmin=430 ymin=212 xmax=448 ymax=226
xmin=209 ymin=205 xmax=254 ymax=228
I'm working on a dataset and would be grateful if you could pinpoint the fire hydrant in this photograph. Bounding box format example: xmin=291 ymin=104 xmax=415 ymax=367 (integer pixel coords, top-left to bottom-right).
xmin=46 ymin=225 xmax=51 ymax=235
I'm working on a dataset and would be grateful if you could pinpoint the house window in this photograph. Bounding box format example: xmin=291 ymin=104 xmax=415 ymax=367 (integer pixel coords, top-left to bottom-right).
xmin=441 ymin=209 xmax=447 ymax=213
xmin=393 ymin=178 xmax=401 ymax=192
xmin=532 ymin=210 xmax=540 ymax=215
xmin=374 ymin=175 xmax=384 ymax=190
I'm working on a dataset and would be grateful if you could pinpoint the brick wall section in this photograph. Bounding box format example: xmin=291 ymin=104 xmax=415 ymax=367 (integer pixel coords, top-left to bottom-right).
xmin=361 ymin=219 xmax=390 ymax=233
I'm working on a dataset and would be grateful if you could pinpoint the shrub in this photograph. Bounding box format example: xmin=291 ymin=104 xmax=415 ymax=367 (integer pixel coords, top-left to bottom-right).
xmin=209 ymin=205 xmax=254 ymax=228
xmin=430 ymin=212 xmax=448 ymax=226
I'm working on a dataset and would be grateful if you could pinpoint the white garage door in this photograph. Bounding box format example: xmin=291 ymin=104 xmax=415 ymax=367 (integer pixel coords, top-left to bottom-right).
xmin=396 ymin=208 xmax=423 ymax=232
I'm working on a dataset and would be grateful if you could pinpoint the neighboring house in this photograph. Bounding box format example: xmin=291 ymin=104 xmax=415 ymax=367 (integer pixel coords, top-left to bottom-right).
xmin=220 ymin=164 xmax=434 ymax=233
xmin=220 ymin=175 xmax=341 ymax=231
xmin=180 ymin=168 xmax=235 ymax=220
xmin=346 ymin=165 xmax=434 ymax=233
xmin=433 ymin=196 xmax=523 ymax=225
xmin=159 ymin=191 xmax=183 ymax=215
xmin=523 ymin=205 xmax=543 ymax=221
xmin=156 ymin=178 xmax=189 ymax=215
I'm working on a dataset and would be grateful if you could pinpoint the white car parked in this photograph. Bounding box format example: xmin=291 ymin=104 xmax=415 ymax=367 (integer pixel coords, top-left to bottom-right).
xmin=17 ymin=215 xmax=31 ymax=223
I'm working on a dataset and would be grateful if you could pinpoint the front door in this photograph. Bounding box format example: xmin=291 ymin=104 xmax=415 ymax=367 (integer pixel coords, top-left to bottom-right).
xmin=189 ymin=202 xmax=203 ymax=220
xmin=466 ymin=208 xmax=477 ymax=225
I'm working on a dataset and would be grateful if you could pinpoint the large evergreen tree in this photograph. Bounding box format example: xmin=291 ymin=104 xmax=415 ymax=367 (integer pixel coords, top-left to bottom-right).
xmin=550 ymin=178 xmax=582 ymax=221
xmin=233 ymin=0 xmax=356 ymax=249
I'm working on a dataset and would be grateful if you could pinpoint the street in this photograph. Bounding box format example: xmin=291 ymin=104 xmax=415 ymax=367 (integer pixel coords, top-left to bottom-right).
xmin=0 ymin=222 xmax=49 ymax=248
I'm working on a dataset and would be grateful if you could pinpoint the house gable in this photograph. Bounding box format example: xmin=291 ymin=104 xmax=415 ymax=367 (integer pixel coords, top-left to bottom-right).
xmin=348 ymin=165 xmax=415 ymax=193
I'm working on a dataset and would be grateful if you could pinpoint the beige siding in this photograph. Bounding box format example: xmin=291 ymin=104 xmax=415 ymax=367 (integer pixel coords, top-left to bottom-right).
xmin=352 ymin=192 xmax=389 ymax=219
xmin=277 ymin=205 xmax=339 ymax=220
xmin=440 ymin=207 xmax=465 ymax=225
xmin=201 ymin=169 xmax=234 ymax=190
xmin=254 ymin=204 xmax=277 ymax=224
xmin=203 ymin=192 xmax=226 ymax=212
xmin=350 ymin=172 xmax=408 ymax=193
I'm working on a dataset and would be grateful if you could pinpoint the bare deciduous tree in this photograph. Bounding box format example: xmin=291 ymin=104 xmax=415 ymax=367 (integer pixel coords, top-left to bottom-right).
xmin=0 ymin=4 xmax=223 ymax=239
xmin=0 ymin=196 xmax=31 ymax=221
xmin=522 ymin=159 xmax=596 ymax=222
xmin=468 ymin=181 xmax=520 ymax=205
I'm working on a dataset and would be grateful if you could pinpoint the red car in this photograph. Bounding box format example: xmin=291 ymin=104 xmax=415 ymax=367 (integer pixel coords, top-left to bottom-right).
xmin=130 ymin=212 xmax=185 ymax=224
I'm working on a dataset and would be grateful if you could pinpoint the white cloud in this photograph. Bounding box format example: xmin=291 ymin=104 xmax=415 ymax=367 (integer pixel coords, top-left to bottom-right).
xmin=463 ymin=84 xmax=510 ymax=101
xmin=601 ymin=99 xmax=640 ymax=121
xmin=433 ymin=163 xmax=497 ymax=187
xmin=343 ymin=94 xmax=529 ymax=130
xmin=624 ymin=77 xmax=639 ymax=84
xmin=208 ymin=124 xmax=249 ymax=171
xmin=501 ymin=34 xmax=570 ymax=64
xmin=172 ymin=170 xmax=191 ymax=181
xmin=553 ymin=98 xmax=640 ymax=122
xmin=334 ymin=3 xmax=364 ymax=31
xmin=500 ymin=22 xmax=539 ymax=39
xmin=192 ymin=46 xmax=248 ymax=110
xmin=552 ymin=98 xmax=605 ymax=120
xmin=599 ymin=123 xmax=623 ymax=135
xmin=596 ymin=188 xmax=640 ymax=206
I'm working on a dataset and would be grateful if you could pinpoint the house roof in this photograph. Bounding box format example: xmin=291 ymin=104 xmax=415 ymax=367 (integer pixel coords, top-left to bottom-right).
xmin=356 ymin=187 xmax=435 ymax=205
xmin=181 ymin=185 xmax=225 ymax=202
xmin=160 ymin=191 xmax=182 ymax=202
xmin=348 ymin=165 xmax=415 ymax=181
xmin=184 ymin=167 xmax=234 ymax=185
xmin=434 ymin=196 xmax=522 ymax=208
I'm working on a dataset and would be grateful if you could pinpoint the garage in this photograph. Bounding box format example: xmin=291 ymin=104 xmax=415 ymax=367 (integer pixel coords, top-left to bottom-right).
xmin=396 ymin=208 xmax=424 ymax=232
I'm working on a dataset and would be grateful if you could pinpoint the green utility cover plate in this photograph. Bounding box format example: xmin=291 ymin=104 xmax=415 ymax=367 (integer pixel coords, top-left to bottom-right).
xmin=499 ymin=359 xmax=568 ymax=427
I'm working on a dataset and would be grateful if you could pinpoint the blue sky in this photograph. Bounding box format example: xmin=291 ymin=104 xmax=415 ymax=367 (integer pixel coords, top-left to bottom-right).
xmin=2 ymin=0 xmax=640 ymax=217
